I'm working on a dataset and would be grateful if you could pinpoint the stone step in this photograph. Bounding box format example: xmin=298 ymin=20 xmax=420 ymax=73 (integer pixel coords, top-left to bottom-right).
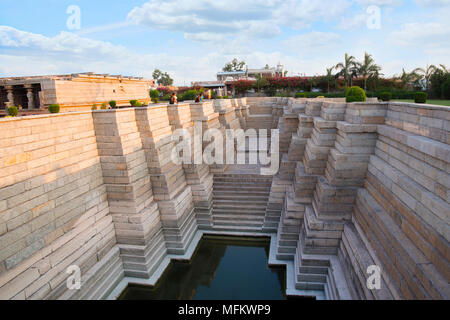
xmin=297 ymin=273 xmax=328 ymax=283
xmin=213 ymin=198 xmax=267 ymax=205
xmin=277 ymin=245 xmax=297 ymax=254
xmin=213 ymin=214 xmax=265 ymax=221
xmin=212 ymin=194 xmax=269 ymax=201
xmin=213 ymin=185 xmax=271 ymax=191
xmin=276 ymin=253 xmax=294 ymax=260
xmin=213 ymin=179 xmax=273 ymax=185
xmin=212 ymin=202 xmax=267 ymax=209
xmin=278 ymin=238 xmax=298 ymax=247
xmin=299 ymin=266 xmax=329 ymax=275
xmin=212 ymin=224 xmax=263 ymax=232
xmin=295 ymin=281 xmax=325 ymax=291
xmin=212 ymin=208 xmax=266 ymax=215
xmin=279 ymin=232 xmax=300 ymax=240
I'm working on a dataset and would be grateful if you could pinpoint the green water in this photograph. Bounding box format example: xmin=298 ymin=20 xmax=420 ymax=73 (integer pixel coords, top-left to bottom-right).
xmin=119 ymin=236 xmax=286 ymax=300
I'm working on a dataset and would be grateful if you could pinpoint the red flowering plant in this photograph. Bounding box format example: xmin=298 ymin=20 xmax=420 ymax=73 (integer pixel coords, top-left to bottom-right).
xmin=267 ymin=76 xmax=311 ymax=91
xmin=231 ymin=80 xmax=255 ymax=94
xmin=157 ymin=86 xmax=172 ymax=95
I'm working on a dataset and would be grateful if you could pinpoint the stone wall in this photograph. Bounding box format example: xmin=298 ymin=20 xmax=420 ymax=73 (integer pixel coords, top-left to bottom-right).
xmin=0 ymin=112 xmax=121 ymax=299
xmin=274 ymin=97 xmax=449 ymax=300
xmin=0 ymin=97 xmax=448 ymax=300
xmin=53 ymin=78 xmax=151 ymax=107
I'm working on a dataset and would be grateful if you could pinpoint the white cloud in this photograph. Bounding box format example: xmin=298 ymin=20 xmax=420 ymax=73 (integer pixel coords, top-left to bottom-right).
xmin=354 ymin=0 xmax=402 ymax=5
xmin=283 ymin=32 xmax=341 ymax=51
xmin=388 ymin=22 xmax=450 ymax=47
xmin=414 ymin=0 xmax=450 ymax=6
xmin=0 ymin=25 xmax=339 ymax=84
xmin=0 ymin=26 xmax=218 ymax=83
xmin=337 ymin=14 xmax=368 ymax=29
xmin=127 ymin=0 xmax=351 ymax=43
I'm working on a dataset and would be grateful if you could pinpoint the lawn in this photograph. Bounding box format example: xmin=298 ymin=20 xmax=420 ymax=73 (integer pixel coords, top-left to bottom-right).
xmin=391 ymin=99 xmax=450 ymax=107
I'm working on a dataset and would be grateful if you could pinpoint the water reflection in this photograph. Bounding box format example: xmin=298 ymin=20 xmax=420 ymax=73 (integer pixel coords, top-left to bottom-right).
xmin=119 ymin=235 xmax=286 ymax=300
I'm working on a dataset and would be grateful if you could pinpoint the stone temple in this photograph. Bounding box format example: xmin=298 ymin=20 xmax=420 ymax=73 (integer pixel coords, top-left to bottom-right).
xmin=0 ymin=73 xmax=153 ymax=114
xmin=0 ymin=96 xmax=448 ymax=300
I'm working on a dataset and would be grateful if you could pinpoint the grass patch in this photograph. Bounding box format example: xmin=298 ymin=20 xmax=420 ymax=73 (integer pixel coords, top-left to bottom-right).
xmin=391 ymin=99 xmax=450 ymax=106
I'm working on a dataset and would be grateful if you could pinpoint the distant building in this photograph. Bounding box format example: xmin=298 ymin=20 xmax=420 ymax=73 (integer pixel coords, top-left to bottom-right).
xmin=0 ymin=73 xmax=154 ymax=112
xmin=208 ymin=63 xmax=285 ymax=96
xmin=216 ymin=63 xmax=285 ymax=82
xmin=191 ymin=81 xmax=227 ymax=96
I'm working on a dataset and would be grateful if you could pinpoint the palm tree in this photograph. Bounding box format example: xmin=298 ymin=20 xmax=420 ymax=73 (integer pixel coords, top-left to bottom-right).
xmin=439 ymin=64 xmax=450 ymax=73
xmin=413 ymin=64 xmax=437 ymax=93
xmin=336 ymin=53 xmax=357 ymax=88
xmin=397 ymin=68 xmax=418 ymax=90
xmin=357 ymin=52 xmax=382 ymax=91
xmin=325 ymin=67 xmax=335 ymax=93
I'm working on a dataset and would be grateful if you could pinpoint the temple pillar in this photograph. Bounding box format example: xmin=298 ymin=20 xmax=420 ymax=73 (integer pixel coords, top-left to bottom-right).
xmin=24 ymin=85 xmax=34 ymax=109
xmin=5 ymin=86 xmax=14 ymax=107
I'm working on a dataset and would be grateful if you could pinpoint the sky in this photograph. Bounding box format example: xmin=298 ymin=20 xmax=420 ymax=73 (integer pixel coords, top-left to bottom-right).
xmin=0 ymin=0 xmax=449 ymax=85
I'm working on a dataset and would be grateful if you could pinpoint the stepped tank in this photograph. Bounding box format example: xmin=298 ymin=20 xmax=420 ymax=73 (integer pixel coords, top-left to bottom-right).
xmin=0 ymin=97 xmax=448 ymax=300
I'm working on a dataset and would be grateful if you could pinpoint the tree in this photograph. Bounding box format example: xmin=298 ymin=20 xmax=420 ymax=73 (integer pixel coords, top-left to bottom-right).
xmin=152 ymin=69 xmax=162 ymax=81
xmin=412 ymin=64 xmax=437 ymax=93
xmin=430 ymin=65 xmax=450 ymax=98
xmin=223 ymin=58 xmax=246 ymax=72
xmin=357 ymin=52 xmax=382 ymax=91
xmin=325 ymin=67 xmax=335 ymax=93
xmin=152 ymin=69 xmax=174 ymax=86
xmin=336 ymin=53 xmax=357 ymax=88
xmin=439 ymin=64 xmax=450 ymax=73
xmin=254 ymin=74 xmax=269 ymax=93
xmin=159 ymin=72 xmax=174 ymax=86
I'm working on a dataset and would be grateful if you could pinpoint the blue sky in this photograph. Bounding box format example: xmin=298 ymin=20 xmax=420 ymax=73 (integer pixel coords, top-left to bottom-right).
xmin=1 ymin=0 xmax=449 ymax=85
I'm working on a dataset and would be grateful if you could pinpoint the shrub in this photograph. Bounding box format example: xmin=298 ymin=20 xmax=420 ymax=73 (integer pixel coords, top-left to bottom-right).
xmin=222 ymin=96 xmax=230 ymax=99
xmin=346 ymin=86 xmax=367 ymax=103
xmin=109 ymin=100 xmax=117 ymax=108
xmin=91 ymin=104 xmax=97 ymax=110
xmin=130 ymin=100 xmax=138 ymax=106
xmin=379 ymin=92 xmax=392 ymax=101
xmin=7 ymin=106 xmax=18 ymax=117
xmin=135 ymin=101 xmax=143 ymax=107
xmin=101 ymin=102 xmax=108 ymax=110
xmin=414 ymin=92 xmax=427 ymax=104
xmin=161 ymin=94 xmax=171 ymax=101
xmin=182 ymin=90 xmax=198 ymax=101
xmin=48 ymin=104 xmax=60 ymax=113
xmin=150 ymin=89 xmax=160 ymax=100
xmin=441 ymin=77 xmax=450 ymax=99
xmin=151 ymin=98 xmax=159 ymax=104
xmin=316 ymin=96 xmax=325 ymax=99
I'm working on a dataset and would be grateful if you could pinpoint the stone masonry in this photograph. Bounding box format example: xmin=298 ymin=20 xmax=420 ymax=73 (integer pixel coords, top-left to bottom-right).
xmin=0 ymin=97 xmax=448 ymax=300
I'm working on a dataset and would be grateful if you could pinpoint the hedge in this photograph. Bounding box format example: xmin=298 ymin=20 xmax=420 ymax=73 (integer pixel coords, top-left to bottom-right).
xmin=414 ymin=92 xmax=427 ymax=104
xmin=379 ymin=92 xmax=392 ymax=101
